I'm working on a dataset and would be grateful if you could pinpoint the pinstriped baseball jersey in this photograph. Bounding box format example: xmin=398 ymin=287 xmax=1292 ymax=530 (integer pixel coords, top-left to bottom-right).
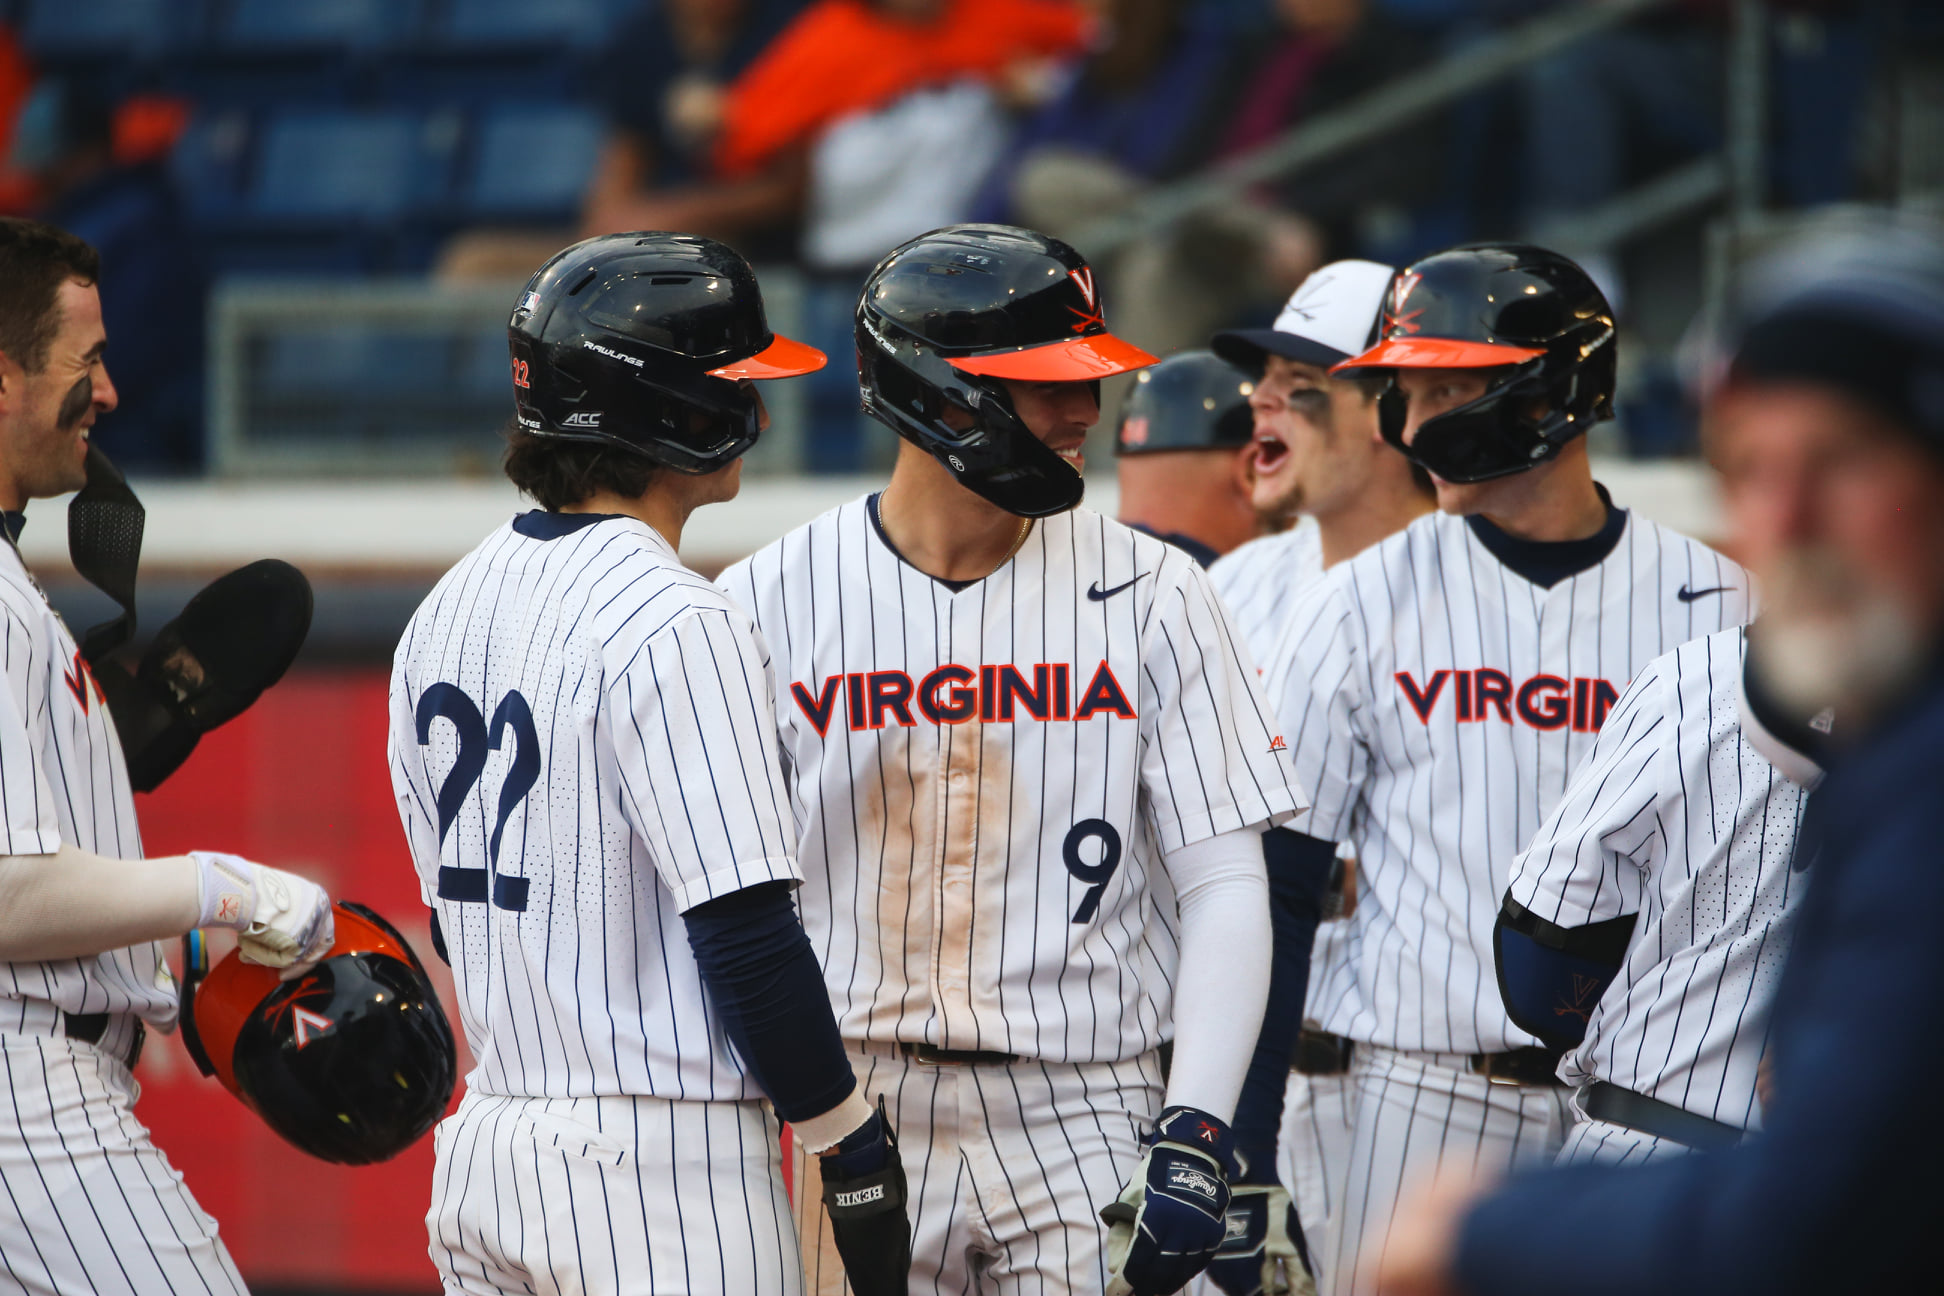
xmin=716 ymin=497 xmax=1303 ymax=1062
xmin=1509 ymin=627 xmax=1809 ymax=1127
xmin=388 ymin=512 xmax=801 ymax=1100
xmin=1258 ymin=507 xmax=1754 ymax=1054
xmin=0 ymin=541 xmax=171 ymax=1030
xmin=1207 ymin=520 xmax=1322 ymax=663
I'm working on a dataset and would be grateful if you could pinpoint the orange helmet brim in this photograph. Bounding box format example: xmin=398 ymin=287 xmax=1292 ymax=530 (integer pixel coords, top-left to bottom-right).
xmin=1332 ymin=337 xmax=1545 ymax=372
xmin=708 ymin=333 xmax=827 ymax=380
xmin=949 ymin=332 xmax=1159 ymax=382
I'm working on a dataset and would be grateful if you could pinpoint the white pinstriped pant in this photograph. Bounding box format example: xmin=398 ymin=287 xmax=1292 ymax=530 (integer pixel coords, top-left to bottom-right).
xmin=793 ymin=1045 xmax=1164 ymax=1296
xmin=429 ymin=1090 xmax=803 ymax=1296
xmin=1322 ymin=1048 xmax=1567 ymax=1296
xmin=0 ymin=1025 xmax=245 ymax=1296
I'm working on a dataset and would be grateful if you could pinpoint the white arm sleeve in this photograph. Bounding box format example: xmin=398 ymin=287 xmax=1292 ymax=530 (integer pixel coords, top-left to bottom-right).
xmin=1161 ymin=827 xmax=1272 ymax=1122
xmin=0 ymin=845 xmax=200 ymax=962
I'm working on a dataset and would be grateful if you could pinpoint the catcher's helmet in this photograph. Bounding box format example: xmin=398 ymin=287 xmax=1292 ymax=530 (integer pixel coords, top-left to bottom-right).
xmin=181 ymin=902 xmax=456 ymax=1166
xmin=1334 ymin=244 xmax=1616 ymax=483
xmin=856 ymin=224 xmax=1157 ymax=517
xmin=1115 ymin=351 xmax=1255 ymax=456
xmin=509 ymin=231 xmax=825 ymax=473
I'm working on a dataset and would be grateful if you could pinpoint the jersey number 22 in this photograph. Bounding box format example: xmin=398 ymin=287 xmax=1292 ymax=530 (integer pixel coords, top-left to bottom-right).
xmin=416 ymin=683 xmax=540 ymax=912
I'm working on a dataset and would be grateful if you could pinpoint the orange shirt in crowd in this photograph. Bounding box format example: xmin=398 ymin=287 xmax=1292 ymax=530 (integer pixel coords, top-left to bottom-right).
xmin=715 ymin=0 xmax=1090 ymax=179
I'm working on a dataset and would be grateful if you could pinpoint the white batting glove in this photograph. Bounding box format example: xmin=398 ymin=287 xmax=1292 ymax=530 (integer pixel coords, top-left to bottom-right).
xmin=191 ymin=851 xmax=334 ymax=972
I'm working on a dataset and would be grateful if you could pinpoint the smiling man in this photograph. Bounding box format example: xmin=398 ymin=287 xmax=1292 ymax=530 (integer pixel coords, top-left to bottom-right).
xmin=1231 ymin=243 xmax=1753 ymax=1295
xmin=0 ymin=217 xmax=335 ymax=1294
xmin=720 ymin=223 xmax=1305 ymax=1296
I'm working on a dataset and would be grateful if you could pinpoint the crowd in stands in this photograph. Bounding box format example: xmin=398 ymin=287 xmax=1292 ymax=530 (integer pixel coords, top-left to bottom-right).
xmin=0 ymin=0 xmax=1924 ymax=474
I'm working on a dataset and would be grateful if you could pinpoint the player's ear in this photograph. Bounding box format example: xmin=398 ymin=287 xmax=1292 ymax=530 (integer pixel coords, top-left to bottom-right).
xmin=1233 ymin=442 xmax=1257 ymax=498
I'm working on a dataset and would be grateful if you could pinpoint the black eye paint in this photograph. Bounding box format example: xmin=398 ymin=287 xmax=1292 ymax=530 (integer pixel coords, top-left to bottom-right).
xmin=57 ymin=373 xmax=92 ymax=430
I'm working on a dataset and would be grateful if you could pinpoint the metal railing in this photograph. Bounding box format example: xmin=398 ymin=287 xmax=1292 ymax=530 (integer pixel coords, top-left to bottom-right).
xmin=207 ymin=273 xmax=810 ymax=478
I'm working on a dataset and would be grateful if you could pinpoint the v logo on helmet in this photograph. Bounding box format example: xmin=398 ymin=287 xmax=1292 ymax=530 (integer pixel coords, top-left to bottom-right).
xmin=1069 ymin=268 xmax=1096 ymax=307
xmin=291 ymin=1006 xmax=332 ymax=1048
xmin=1386 ymin=272 xmax=1424 ymax=335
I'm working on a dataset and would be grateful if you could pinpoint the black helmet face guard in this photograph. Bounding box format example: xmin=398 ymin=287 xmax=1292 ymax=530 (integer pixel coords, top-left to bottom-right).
xmin=514 ymin=333 xmax=763 ymax=475
xmin=853 ymin=224 xmax=1156 ymax=517
xmin=1376 ymin=320 xmax=1616 ymax=484
xmin=1347 ymin=244 xmax=1617 ymax=482
xmin=857 ymin=311 xmax=1087 ymax=518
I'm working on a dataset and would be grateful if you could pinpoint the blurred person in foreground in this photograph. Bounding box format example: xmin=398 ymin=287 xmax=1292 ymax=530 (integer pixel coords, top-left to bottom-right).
xmin=0 ymin=216 xmax=332 ymax=1294
xmin=1113 ymin=349 xmax=1263 ymax=566
xmin=1374 ymin=220 xmax=1944 ymax=1296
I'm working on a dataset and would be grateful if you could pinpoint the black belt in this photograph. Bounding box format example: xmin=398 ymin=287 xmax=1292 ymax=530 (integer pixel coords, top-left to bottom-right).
xmin=1293 ymin=1028 xmax=1353 ymax=1076
xmin=899 ymin=1042 xmax=1018 ymax=1066
xmin=1582 ymin=1081 xmax=1743 ymax=1151
xmin=1469 ymin=1046 xmax=1566 ymax=1087
xmin=63 ymin=1012 xmax=145 ymax=1071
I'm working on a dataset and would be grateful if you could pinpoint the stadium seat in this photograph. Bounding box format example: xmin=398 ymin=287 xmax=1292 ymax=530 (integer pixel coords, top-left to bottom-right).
xmin=19 ymin=0 xmax=192 ymax=61
xmin=221 ymin=0 xmax=422 ymax=52
xmin=252 ymin=110 xmax=454 ymax=221
xmin=434 ymin=0 xmax=615 ymax=50
xmin=463 ymin=105 xmax=602 ymax=220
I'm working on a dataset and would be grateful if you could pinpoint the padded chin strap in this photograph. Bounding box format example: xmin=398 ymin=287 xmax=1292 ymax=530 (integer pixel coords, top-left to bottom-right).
xmin=69 ymin=444 xmax=146 ymax=663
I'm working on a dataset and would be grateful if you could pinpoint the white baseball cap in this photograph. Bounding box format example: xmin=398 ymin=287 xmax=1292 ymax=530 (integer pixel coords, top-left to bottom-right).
xmin=1211 ymin=259 xmax=1397 ymax=372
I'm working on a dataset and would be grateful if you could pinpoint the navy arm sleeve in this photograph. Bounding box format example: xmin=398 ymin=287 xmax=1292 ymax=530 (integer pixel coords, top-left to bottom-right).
xmin=1230 ymin=827 xmax=1336 ymax=1179
xmin=683 ymin=881 xmax=856 ymax=1124
xmin=1492 ymin=894 xmax=1637 ymax=1052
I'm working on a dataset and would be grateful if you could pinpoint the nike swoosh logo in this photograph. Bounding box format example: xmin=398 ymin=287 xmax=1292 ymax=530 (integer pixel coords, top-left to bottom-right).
xmin=1677 ymin=585 xmax=1730 ymax=602
xmin=1088 ymin=573 xmax=1148 ymax=601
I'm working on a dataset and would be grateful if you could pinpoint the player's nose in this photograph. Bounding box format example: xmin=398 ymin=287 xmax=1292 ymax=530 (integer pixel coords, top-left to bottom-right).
xmin=93 ymin=361 xmax=119 ymax=415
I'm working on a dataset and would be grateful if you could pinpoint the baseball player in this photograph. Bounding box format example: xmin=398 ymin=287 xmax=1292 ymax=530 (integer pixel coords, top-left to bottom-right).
xmin=717 ymin=223 xmax=1304 ymax=1296
xmin=388 ymin=233 xmax=908 ymax=1296
xmin=0 ymin=217 xmax=335 ymax=1295
xmin=1498 ymin=624 xmax=1819 ymax=1166
xmin=1113 ymin=350 xmax=1262 ymax=567
xmin=1197 ymin=259 xmax=1430 ymax=1296
xmin=1235 ymin=243 xmax=1753 ymax=1295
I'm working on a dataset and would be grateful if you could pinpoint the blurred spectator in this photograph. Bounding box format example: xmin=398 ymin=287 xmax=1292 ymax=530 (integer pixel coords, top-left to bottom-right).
xmin=18 ymin=79 xmax=203 ymax=473
xmin=1005 ymin=0 xmax=1437 ymax=360
xmin=0 ymin=28 xmax=38 ymax=215
xmin=1522 ymin=0 xmax=1870 ymax=311
xmin=718 ymin=0 xmax=1089 ymax=274
xmin=440 ymin=0 xmax=803 ymax=280
xmin=716 ymin=0 xmax=1091 ymax=471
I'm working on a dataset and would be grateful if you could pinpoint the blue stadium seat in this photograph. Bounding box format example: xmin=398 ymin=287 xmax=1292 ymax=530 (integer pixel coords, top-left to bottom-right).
xmin=434 ymin=0 xmax=614 ymax=50
xmin=19 ymin=0 xmax=194 ymax=60
xmin=221 ymin=0 xmax=421 ymax=51
xmin=464 ymin=105 xmax=602 ymax=219
xmin=253 ymin=110 xmax=454 ymax=221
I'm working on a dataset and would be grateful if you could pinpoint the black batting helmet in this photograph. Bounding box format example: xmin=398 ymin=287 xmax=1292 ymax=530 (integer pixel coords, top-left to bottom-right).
xmin=181 ymin=902 xmax=457 ymax=1166
xmin=1115 ymin=351 xmax=1255 ymax=456
xmin=1334 ymin=244 xmax=1616 ymax=483
xmin=857 ymin=224 xmax=1157 ymax=517
xmin=509 ymin=232 xmax=825 ymax=474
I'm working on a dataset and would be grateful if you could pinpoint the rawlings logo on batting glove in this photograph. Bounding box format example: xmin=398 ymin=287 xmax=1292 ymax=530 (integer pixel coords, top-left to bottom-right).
xmin=1101 ymin=1107 xmax=1236 ymax=1296
xmin=1205 ymin=1182 xmax=1315 ymax=1296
